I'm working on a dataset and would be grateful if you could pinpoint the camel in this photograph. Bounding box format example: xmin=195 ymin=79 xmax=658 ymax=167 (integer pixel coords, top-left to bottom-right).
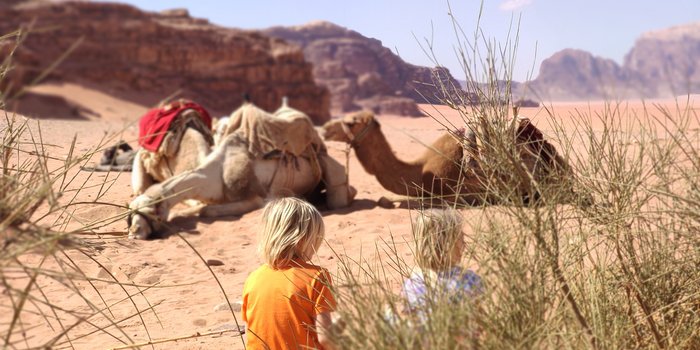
xmin=321 ymin=111 xmax=582 ymax=206
xmin=127 ymin=102 xmax=355 ymax=239
xmin=212 ymin=116 xmax=230 ymax=146
xmin=131 ymin=102 xmax=214 ymax=195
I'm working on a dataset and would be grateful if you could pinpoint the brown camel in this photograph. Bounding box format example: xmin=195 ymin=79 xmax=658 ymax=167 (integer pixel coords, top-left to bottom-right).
xmin=321 ymin=111 xmax=581 ymax=205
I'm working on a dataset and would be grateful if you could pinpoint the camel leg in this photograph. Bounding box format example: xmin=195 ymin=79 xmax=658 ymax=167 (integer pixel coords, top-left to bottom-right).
xmin=131 ymin=149 xmax=154 ymax=195
xmin=128 ymin=164 xmax=223 ymax=239
xmin=155 ymin=169 xmax=224 ymax=218
xmin=199 ymin=196 xmax=265 ymax=217
xmin=319 ymin=153 xmax=355 ymax=209
xmin=137 ymin=150 xmax=225 ymax=222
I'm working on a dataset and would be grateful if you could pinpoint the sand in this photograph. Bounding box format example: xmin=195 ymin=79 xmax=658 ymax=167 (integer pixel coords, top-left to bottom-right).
xmin=2 ymin=83 xmax=698 ymax=349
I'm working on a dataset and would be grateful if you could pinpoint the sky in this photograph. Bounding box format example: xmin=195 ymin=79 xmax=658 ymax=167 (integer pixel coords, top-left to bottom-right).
xmin=103 ymin=0 xmax=700 ymax=82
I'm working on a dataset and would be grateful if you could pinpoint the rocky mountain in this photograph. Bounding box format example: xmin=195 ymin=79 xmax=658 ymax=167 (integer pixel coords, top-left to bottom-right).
xmin=520 ymin=22 xmax=700 ymax=101
xmin=520 ymin=49 xmax=633 ymax=101
xmin=0 ymin=1 xmax=330 ymax=123
xmin=264 ymin=21 xmax=463 ymax=116
xmin=624 ymin=21 xmax=700 ymax=97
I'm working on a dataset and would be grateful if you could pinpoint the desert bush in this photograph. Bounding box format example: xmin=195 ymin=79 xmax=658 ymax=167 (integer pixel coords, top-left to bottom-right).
xmin=329 ymin=6 xmax=700 ymax=350
xmin=0 ymin=32 xmax=246 ymax=348
xmin=0 ymin=29 xmax=144 ymax=348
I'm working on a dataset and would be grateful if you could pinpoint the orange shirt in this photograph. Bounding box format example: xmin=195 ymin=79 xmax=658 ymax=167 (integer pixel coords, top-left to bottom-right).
xmin=242 ymin=260 xmax=336 ymax=350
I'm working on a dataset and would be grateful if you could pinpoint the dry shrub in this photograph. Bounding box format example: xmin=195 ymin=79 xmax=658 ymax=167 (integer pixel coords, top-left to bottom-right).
xmin=329 ymin=5 xmax=700 ymax=349
xmin=1 ymin=30 xmax=245 ymax=349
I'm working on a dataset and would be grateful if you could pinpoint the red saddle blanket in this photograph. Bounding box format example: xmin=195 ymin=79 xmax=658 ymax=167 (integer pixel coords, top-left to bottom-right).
xmin=138 ymin=101 xmax=212 ymax=152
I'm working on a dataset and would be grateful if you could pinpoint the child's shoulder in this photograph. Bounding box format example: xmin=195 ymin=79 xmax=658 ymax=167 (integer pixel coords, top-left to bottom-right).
xmin=295 ymin=261 xmax=330 ymax=279
xmin=447 ymin=266 xmax=479 ymax=279
xmin=449 ymin=267 xmax=483 ymax=292
xmin=293 ymin=259 xmax=326 ymax=270
xmin=245 ymin=262 xmax=328 ymax=284
xmin=245 ymin=264 xmax=271 ymax=281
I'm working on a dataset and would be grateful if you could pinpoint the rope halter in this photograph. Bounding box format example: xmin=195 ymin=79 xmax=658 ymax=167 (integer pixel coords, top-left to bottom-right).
xmin=340 ymin=118 xmax=377 ymax=149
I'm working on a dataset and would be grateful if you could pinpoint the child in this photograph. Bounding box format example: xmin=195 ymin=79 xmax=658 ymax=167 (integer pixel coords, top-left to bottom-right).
xmin=242 ymin=197 xmax=337 ymax=350
xmin=403 ymin=208 xmax=482 ymax=315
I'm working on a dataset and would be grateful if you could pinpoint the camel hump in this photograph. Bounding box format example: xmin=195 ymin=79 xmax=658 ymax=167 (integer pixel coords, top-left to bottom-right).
xmin=514 ymin=116 xmax=544 ymax=143
xmin=226 ymin=102 xmax=322 ymax=157
xmin=513 ymin=116 xmax=571 ymax=174
xmin=178 ymin=109 xmax=214 ymax=139
xmin=274 ymin=100 xmax=308 ymax=121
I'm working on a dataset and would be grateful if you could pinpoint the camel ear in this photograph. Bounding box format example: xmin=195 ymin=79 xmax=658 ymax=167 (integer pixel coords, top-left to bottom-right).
xmin=342 ymin=114 xmax=356 ymax=126
xmin=351 ymin=110 xmax=374 ymax=125
xmin=361 ymin=111 xmax=376 ymax=123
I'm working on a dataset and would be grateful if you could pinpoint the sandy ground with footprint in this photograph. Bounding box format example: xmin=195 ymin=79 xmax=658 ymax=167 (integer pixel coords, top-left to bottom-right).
xmin=2 ymin=82 xmax=698 ymax=349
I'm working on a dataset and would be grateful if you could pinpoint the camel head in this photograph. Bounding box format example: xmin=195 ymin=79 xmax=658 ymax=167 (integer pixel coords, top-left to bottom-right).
xmin=321 ymin=111 xmax=378 ymax=146
xmin=127 ymin=194 xmax=167 ymax=239
xmin=212 ymin=116 xmax=230 ymax=147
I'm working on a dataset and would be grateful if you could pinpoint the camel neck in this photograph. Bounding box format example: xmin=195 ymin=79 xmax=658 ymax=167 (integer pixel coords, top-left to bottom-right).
xmin=352 ymin=124 xmax=424 ymax=196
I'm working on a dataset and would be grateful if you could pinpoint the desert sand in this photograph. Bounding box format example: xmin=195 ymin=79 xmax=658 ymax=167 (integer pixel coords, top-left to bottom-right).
xmin=3 ymin=83 xmax=699 ymax=349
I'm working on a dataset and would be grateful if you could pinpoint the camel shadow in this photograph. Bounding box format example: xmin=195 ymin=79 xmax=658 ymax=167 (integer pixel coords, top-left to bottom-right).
xmin=148 ymin=215 xmax=201 ymax=240
xmin=149 ymin=211 xmax=248 ymax=240
xmin=9 ymin=91 xmax=100 ymax=119
xmin=320 ymin=198 xmax=378 ymax=216
xmin=146 ymin=196 xmax=470 ymax=240
xmin=146 ymin=198 xmax=383 ymax=240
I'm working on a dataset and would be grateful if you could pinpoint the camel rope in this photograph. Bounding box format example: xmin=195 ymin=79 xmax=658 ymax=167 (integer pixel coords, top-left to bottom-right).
xmin=343 ymin=143 xmax=351 ymax=189
xmin=266 ymin=154 xmax=284 ymax=192
xmin=341 ymin=118 xmax=376 ymax=149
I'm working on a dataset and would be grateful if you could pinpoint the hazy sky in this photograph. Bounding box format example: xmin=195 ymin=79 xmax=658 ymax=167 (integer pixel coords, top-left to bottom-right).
xmin=105 ymin=0 xmax=700 ymax=82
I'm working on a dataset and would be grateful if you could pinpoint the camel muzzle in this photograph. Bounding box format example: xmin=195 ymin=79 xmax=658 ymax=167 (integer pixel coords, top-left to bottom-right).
xmin=126 ymin=208 xmax=163 ymax=239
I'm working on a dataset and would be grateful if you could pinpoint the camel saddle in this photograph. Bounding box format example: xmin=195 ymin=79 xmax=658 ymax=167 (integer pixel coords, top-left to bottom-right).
xmin=222 ymin=102 xmax=326 ymax=188
xmin=223 ymin=102 xmax=325 ymax=159
xmin=138 ymin=100 xmax=213 ymax=153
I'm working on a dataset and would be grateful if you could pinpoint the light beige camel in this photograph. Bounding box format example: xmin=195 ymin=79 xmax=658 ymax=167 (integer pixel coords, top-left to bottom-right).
xmin=128 ymin=103 xmax=355 ymax=239
xmin=322 ymin=111 xmax=581 ymax=205
xmin=131 ymin=108 xmax=213 ymax=195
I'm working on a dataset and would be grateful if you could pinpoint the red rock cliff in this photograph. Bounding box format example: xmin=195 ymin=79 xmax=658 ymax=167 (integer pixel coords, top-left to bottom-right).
xmin=0 ymin=1 xmax=331 ymax=123
xmin=265 ymin=21 xmax=464 ymax=117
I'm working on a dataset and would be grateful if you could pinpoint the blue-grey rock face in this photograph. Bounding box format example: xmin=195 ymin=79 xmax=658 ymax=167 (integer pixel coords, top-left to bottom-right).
xmin=519 ymin=21 xmax=700 ymax=101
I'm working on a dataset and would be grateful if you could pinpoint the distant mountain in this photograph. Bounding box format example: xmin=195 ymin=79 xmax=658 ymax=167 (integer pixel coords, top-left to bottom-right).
xmin=519 ymin=49 xmax=633 ymax=101
xmin=625 ymin=21 xmax=700 ymax=97
xmin=519 ymin=21 xmax=700 ymax=101
xmin=264 ymin=21 xmax=463 ymax=116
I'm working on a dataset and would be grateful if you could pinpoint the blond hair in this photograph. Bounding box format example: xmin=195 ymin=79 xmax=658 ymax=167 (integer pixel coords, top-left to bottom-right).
xmin=412 ymin=208 xmax=464 ymax=271
xmin=258 ymin=197 xmax=325 ymax=269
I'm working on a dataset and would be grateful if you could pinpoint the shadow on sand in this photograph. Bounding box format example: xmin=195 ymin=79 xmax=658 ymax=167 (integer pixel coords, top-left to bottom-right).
xmin=145 ymin=198 xmax=386 ymax=240
xmin=8 ymin=91 xmax=101 ymax=119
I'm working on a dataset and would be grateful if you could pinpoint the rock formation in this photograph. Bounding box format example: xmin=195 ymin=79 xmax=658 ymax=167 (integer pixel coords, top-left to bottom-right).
xmin=520 ymin=21 xmax=700 ymax=101
xmin=265 ymin=21 xmax=464 ymax=116
xmin=520 ymin=49 xmax=633 ymax=101
xmin=0 ymin=1 xmax=331 ymax=123
xmin=624 ymin=21 xmax=700 ymax=97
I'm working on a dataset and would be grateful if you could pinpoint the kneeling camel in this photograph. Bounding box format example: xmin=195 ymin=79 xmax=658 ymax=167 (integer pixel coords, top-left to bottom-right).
xmin=322 ymin=111 xmax=583 ymax=205
xmin=128 ymin=103 xmax=355 ymax=239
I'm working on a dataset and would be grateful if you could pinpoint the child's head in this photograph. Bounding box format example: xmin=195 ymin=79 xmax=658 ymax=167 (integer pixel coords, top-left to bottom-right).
xmin=258 ymin=197 xmax=325 ymax=269
xmin=412 ymin=208 xmax=465 ymax=271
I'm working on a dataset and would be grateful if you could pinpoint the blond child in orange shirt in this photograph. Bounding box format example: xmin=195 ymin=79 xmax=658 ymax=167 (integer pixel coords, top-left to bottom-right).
xmin=242 ymin=197 xmax=337 ymax=350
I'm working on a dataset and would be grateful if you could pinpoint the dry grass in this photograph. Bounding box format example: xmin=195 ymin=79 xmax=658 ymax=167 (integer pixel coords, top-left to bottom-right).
xmin=0 ymin=31 xmax=246 ymax=349
xmin=328 ymin=6 xmax=700 ymax=350
xmin=3 ymin=5 xmax=699 ymax=349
